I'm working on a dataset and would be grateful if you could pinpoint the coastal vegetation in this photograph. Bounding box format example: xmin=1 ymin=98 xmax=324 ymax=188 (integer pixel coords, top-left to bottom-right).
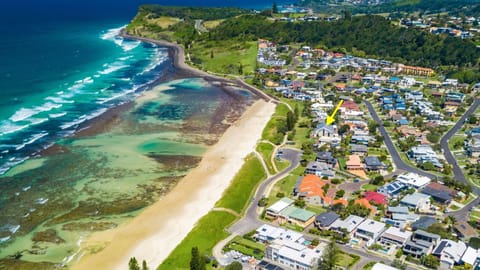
xmin=207 ymin=14 xmax=479 ymax=68
xmin=158 ymin=211 xmax=236 ymax=270
xmin=214 ymin=154 xmax=266 ymax=214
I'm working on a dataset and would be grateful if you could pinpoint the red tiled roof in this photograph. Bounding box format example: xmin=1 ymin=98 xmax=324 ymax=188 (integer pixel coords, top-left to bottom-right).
xmin=364 ymin=191 xmax=387 ymax=205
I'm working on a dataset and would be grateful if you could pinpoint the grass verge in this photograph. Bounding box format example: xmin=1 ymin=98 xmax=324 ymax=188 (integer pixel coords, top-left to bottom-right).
xmin=215 ymin=154 xmax=266 ymax=213
xmin=256 ymin=142 xmax=276 ymax=174
xmin=157 ymin=211 xmax=236 ymax=270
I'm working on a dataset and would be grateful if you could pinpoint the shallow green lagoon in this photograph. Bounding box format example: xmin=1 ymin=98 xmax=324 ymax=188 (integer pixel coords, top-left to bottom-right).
xmin=0 ymin=77 xmax=252 ymax=267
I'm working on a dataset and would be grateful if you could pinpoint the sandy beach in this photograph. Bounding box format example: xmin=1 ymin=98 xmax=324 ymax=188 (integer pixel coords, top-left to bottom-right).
xmin=70 ymin=35 xmax=276 ymax=269
xmin=72 ymin=98 xmax=275 ymax=270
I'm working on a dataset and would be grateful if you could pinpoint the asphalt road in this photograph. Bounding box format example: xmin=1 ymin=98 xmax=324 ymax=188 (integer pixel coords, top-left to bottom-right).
xmin=364 ymin=100 xmax=439 ymax=180
xmin=228 ymin=148 xmax=302 ymax=235
xmin=365 ymin=99 xmax=480 ymax=221
xmin=440 ymin=98 xmax=480 ymax=191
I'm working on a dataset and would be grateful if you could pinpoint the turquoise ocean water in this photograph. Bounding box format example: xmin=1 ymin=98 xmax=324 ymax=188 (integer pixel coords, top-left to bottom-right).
xmin=0 ymin=0 xmax=292 ymax=266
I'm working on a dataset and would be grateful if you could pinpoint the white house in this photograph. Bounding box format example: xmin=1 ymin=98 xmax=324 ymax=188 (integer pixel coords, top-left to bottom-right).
xmin=354 ymin=219 xmax=386 ymax=245
xmin=329 ymin=215 xmax=365 ymax=235
xmin=372 ymin=263 xmax=400 ymax=270
xmin=378 ymin=227 xmax=412 ymax=247
xmin=432 ymin=239 xmax=467 ymax=268
xmin=255 ymin=224 xmax=304 ymax=243
xmin=265 ymin=239 xmax=324 ymax=270
xmin=396 ymin=172 xmax=431 ymax=188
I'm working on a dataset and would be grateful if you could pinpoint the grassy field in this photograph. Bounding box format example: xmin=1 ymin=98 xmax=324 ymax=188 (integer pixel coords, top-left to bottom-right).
xmin=190 ymin=40 xmax=258 ymax=75
xmin=267 ymin=165 xmax=304 ymax=205
xmin=262 ymin=104 xmax=290 ymax=144
xmin=362 ymin=184 xmax=378 ymax=191
xmin=449 ymin=135 xmax=466 ymax=151
xmin=203 ymin=19 xmax=224 ymax=29
xmin=158 ymin=211 xmax=236 ymax=270
xmin=215 ymin=154 xmax=266 ymax=214
xmin=224 ymin=236 xmax=266 ymax=259
xmin=256 ymin=142 xmax=276 ymax=174
xmin=337 ymin=252 xmax=360 ymax=268
xmin=275 ymin=158 xmax=291 ymax=172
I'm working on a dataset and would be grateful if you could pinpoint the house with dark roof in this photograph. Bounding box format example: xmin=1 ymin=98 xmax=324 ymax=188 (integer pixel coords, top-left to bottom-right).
xmin=315 ymin=212 xmax=340 ymax=230
xmin=315 ymin=151 xmax=338 ymax=168
xmin=305 ymin=162 xmax=336 ymax=178
xmin=378 ymin=181 xmax=408 ymax=199
xmin=420 ymin=186 xmax=452 ymax=204
xmin=403 ymin=230 xmax=440 ymax=258
xmin=350 ymin=144 xmax=368 ymax=156
xmin=364 ymin=156 xmax=387 ymax=172
xmin=454 ymin=221 xmax=478 ymax=240
xmin=412 ymin=216 xmax=437 ymax=231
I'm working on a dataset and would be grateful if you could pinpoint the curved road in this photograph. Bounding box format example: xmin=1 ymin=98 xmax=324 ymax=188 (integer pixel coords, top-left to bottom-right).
xmin=228 ymin=148 xmax=302 ymax=235
xmin=364 ymin=100 xmax=439 ymax=180
xmin=440 ymin=98 xmax=480 ymax=191
xmin=365 ymin=99 xmax=480 ymax=221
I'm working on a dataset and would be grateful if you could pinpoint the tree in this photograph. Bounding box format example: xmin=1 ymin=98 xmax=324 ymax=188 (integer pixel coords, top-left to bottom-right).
xmin=190 ymin=247 xmax=205 ymax=270
xmin=226 ymin=261 xmax=242 ymax=270
xmin=129 ymin=257 xmax=140 ymax=270
xmin=370 ymin=175 xmax=385 ymax=185
xmin=294 ymin=199 xmax=306 ymax=208
xmin=422 ymin=254 xmax=440 ymax=269
xmin=335 ymin=189 xmax=345 ymax=199
xmin=142 ymin=260 xmax=149 ymax=270
xmin=469 ymin=115 xmax=478 ymax=124
xmin=338 ymin=124 xmax=350 ymax=135
xmin=426 ymin=133 xmax=440 ymax=144
xmin=286 ymin=111 xmax=295 ymax=131
xmin=272 ymin=1 xmax=278 ymax=14
xmin=318 ymin=242 xmax=339 ymax=270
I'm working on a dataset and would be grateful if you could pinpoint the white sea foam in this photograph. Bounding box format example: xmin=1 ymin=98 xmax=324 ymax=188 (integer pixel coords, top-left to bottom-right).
xmin=100 ymin=25 xmax=141 ymax=51
xmin=49 ymin=112 xmax=67 ymax=118
xmin=15 ymin=132 xmax=48 ymax=151
xmin=0 ymin=121 xmax=29 ymax=136
xmin=22 ymin=186 xmax=31 ymax=191
xmin=28 ymin=118 xmax=49 ymax=126
xmin=0 ymin=236 xmax=10 ymax=243
xmin=36 ymin=198 xmax=48 ymax=205
xmin=98 ymin=62 xmax=128 ymax=75
xmin=96 ymin=87 xmax=138 ymax=104
xmin=9 ymin=225 xmax=20 ymax=234
xmin=10 ymin=102 xmax=63 ymax=123
xmin=45 ymin=96 xmax=74 ymax=104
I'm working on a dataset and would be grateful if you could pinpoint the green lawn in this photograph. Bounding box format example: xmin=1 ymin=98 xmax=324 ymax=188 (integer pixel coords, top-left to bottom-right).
xmin=306 ymin=204 xmax=328 ymax=214
xmin=257 ymin=142 xmax=276 ymax=174
xmin=450 ymin=204 xmax=461 ymax=211
xmin=157 ymin=211 xmax=236 ymax=270
xmin=449 ymin=135 xmax=466 ymax=151
xmin=337 ymin=253 xmax=360 ymax=268
xmin=362 ymin=184 xmax=378 ymax=191
xmin=261 ymin=104 xmax=289 ymax=145
xmin=224 ymin=236 xmax=266 ymax=259
xmin=215 ymin=154 xmax=266 ymax=213
xmin=275 ymin=158 xmax=291 ymax=172
xmin=267 ymin=165 xmax=305 ymax=205
xmin=190 ymin=40 xmax=258 ymax=75
xmin=293 ymin=127 xmax=312 ymax=148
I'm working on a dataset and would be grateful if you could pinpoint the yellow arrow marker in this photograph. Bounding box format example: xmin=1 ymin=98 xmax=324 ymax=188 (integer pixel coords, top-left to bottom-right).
xmin=326 ymin=100 xmax=344 ymax=125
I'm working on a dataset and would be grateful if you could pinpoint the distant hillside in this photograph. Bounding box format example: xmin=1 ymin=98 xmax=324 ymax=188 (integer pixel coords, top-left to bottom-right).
xmin=300 ymin=0 xmax=480 ymax=15
xmin=207 ymin=14 xmax=479 ymax=67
